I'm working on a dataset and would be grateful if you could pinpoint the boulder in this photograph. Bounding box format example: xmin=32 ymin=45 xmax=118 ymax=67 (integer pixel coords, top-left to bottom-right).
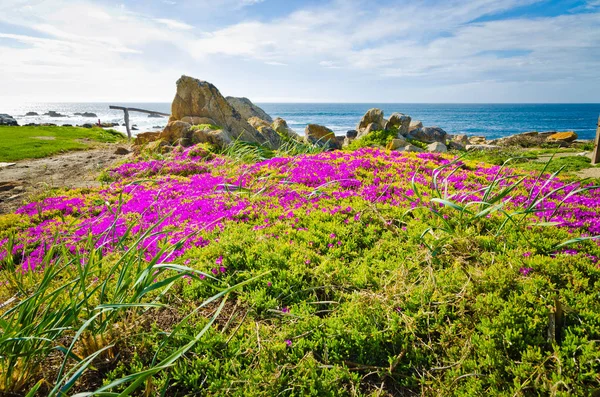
xmin=62 ymin=124 xmax=73 ymax=127
xmin=469 ymin=136 xmax=487 ymax=144
xmin=226 ymin=96 xmax=273 ymax=123
xmin=408 ymin=126 xmax=447 ymax=144
xmin=386 ymin=137 xmax=408 ymax=150
xmin=81 ymin=123 xmax=93 ymax=128
xmin=497 ymin=131 xmax=546 ymax=147
xmin=385 ymin=113 xmax=411 ymax=136
xmin=44 ymin=111 xmax=66 ymax=117
xmin=272 ymin=118 xmax=299 ymax=139
xmin=25 ymin=112 xmax=38 ymax=116
xmin=114 ymin=147 xmax=130 ymax=155
xmin=448 ymin=141 xmax=466 ymax=151
xmin=357 ymin=108 xmax=384 ymax=133
xmin=0 ymin=114 xmax=18 ymax=126
xmin=452 ymin=134 xmax=469 ymax=145
xmin=346 ymin=130 xmax=358 ymax=139
xmin=81 ymin=112 xmax=97 ymax=118
xmin=361 ymin=122 xmax=381 ymax=137
xmin=305 ymin=124 xmax=340 ymax=150
xmin=134 ymin=132 xmax=161 ymax=145
xmin=148 ymin=113 xmax=163 ymax=118
xmin=169 ymin=76 xmax=273 ymax=148
xmin=191 ymin=128 xmax=232 ymax=147
xmin=547 ymin=131 xmax=577 ymax=143
xmin=427 ymin=142 xmax=447 ymax=153
xmin=180 ymin=116 xmax=218 ymax=126
xmin=396 ymin=144 xmax=424 ymax=153
xmin=161 ymin=121 xmax=192 ymax=144
xmin=248 ymin=116 xmax=271 ymax=129
xmin=408 ymin=120 xmax=423 ymax=134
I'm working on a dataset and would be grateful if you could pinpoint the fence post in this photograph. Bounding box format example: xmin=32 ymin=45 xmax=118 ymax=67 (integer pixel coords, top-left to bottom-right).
xmin=592 ymin=116 xmax=600 ymax=165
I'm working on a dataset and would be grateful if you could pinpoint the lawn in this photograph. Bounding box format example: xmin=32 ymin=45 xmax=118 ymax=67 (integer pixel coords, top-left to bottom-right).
xmin=0 ymin=125 xmax=124 ymax=162
xmin=1 ymin=143 xmax=600 ymax=396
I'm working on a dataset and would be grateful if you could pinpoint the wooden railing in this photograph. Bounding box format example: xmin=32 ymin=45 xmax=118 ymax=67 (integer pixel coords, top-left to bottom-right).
xmin=593 ymin=116 xmax=600 ymax=165
xmin=109 ymin=106 xmax=170 ymax=139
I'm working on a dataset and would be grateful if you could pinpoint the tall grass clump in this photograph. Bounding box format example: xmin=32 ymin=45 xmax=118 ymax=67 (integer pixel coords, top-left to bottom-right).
xmin=0 ymin=214 xmax=265 ymax=395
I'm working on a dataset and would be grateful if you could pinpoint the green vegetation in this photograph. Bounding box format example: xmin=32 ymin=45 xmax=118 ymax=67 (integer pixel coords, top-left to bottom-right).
xmin=0 ymin=125 xmax=124 ymax=162
xmin=1 ymin=143 xmax=600 ymax=395
xmin=190 ymin=123 xmax=221 ymax=131
xmin=347 ymin=128 xmax=397 ymax=149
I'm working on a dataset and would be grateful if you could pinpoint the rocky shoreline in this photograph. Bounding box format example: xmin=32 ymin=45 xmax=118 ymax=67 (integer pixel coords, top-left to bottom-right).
xmin=2 ymin=76 xmax=592 ymax=153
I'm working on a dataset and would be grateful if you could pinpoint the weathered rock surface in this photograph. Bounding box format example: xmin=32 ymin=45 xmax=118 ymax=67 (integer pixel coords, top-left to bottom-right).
xmin=134 ymin=132 xmax=161 ymax=145
xmin=305 ymin=124 xmax=340 ymax=150
xmin=396 ymin=144 xmax=424 ymax=153
xmin=357 ymin=108 xmax=384 ymax=134
xmin=408 ymin=126 xmax=447 ymax=144
xmin=180 ymin=116 xmax=218 ymax=126
xmin=248 ymin=116 xmax=271 ymax=129
xmin=0 ymin=114 xmax=18 ymax=126
xmin=386 ymin=137 xmax=408 ymax=150
xmin=346 ymin=130 xmax=358 ymax=139
xmin=74 ymin=112 xmax=97 ymax=117
xmin=469 ymin=136 xmax=487 ymax=144
xmin=226 ymin=96 xmax=273 ymax=123
xmin=427 ymin=142 xmax=447 ymax=153
xmin=385 ymin=113 xmax=411 ymax=136
xmin=547 ymin=131 xmax=578 ymax=143
xmin=25 ymin=112 xmax=39 ymax=116
xmin=161 ymin=121 xmax=192 ymax=144
xmin=272 ymin=117 xmax=299 ymax=139
xmin=114 ymin=147 xmax=130 ymax=155
xmin=408 ymin=120 xmax=423 ymax=134
xmin=191 ymin=128 xmax=232 ymax=147
xmin=44 ymin=111 xmax=66 ymax=117
xmin=168 ymin=76 xmax=277 ymax=148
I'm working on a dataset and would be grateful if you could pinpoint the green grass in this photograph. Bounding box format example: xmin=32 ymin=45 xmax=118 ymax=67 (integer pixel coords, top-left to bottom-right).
xmin=0 ymin=126 xmax=124 ymax=162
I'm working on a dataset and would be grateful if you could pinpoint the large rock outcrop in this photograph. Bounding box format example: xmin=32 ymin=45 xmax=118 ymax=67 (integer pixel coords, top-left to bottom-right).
xmin=305 ymin=124 xmax=341 ymax=150
xmin=385 ymin=113 xmax=411 ymax=136
xmin=357 ymin=108 xmax=384 ymax=135
xmin=408 ymin=126 xmax=447 ymax=144
xmin=0 ymin=114 xmax=18 ymax=126
xmin=226 ymin=96 xmax=273 ymax=123
xmin=165 ymin=76 xmax=278 ymax=148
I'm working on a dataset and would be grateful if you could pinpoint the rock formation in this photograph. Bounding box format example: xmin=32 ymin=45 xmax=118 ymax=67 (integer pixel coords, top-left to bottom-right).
xmin=357 ymin=108 xmax=384 ymax=135
xmin=385 ymin=113 xmax=412 ymax=136
xmin=408 ymin=126 xmax=447 ymax=144
xmin=226 ymin=96 xmax=273 ymax=123
xmin=305 ymin=124 xmax=340 ymax=150
xmin=164 ymin=75 xmax=280 ymax=148
xmin=0 ymin=114 xmax=18 ymax=126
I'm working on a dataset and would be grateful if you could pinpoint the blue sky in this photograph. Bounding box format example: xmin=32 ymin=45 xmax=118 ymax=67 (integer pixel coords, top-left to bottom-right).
xmin=0 ymin=0 xmax=599 ymax=103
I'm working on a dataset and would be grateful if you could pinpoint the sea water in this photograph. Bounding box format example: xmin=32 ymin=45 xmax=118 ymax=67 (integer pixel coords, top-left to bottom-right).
xmin=3 ymin=102 xmax=599 ymax=140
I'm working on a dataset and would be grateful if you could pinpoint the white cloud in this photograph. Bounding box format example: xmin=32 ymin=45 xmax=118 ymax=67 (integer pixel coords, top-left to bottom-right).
xmin=154 ymin=18 xmax=194 ymax=30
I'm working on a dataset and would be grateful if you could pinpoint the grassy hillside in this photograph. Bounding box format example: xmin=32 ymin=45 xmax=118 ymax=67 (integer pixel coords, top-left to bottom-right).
xmin=1 ymin=144 xmax=599 ymax=395
xmin=0 ymin=125 xmax=124 ymax=162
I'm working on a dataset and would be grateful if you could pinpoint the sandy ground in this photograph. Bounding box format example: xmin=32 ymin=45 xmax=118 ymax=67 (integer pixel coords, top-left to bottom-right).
xmin=0 ymin=144 xmax=132 ymax=214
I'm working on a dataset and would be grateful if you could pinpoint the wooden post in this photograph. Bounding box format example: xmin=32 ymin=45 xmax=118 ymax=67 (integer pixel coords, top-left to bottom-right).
xmin=109 ymin=106 xmax=170 ymax=141
xmin=592 ymin=116 xmax=600 ymax=165
xmin=124 ymin=109 xmax=131 ymax=140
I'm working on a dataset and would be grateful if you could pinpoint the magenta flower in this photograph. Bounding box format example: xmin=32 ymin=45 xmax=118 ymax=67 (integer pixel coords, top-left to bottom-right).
xmin=211 ymin=268 xmax=218 ymax=275
xmin=520 ymin=267 xmax=533 ymax=276
xmin=281 ymin=307 xmax=290 ymax=313
xmin=329 ymin=233 xmax=336 ymax=239
xmin=522 ymin=252 xmax=532 ymax=257
xmin=285 ymin=339 xmax=292 ymax=347
xmin=267 ymin=281 xmax=272 ymax=287
xmin=219 ymin=266 xmax=227 ymax=273
xmin=215 ymin=255 xmax=223 ymax=265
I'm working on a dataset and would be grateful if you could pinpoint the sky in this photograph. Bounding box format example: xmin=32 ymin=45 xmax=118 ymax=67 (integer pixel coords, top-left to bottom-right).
xmin=0 ymin=0 xmax=599 ymax=103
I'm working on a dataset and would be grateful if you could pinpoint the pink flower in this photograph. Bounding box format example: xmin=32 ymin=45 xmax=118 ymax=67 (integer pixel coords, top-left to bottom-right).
xmin=211 ymin=268 xmax=218 ymax=275
xmin=305 ymin=259 xmax=311 ymax=265
xmin=215 ymin=255 xmax=223 ymax=265
xmin=329 ymin=233 xmax=336 ymax=239
xmin=522 ymin=252 xmax=532 ymax=257
xmin=281 ymin=307 xmax=290 ymax=313
xmin=285 ymin=339 xmax=292 ymax=347
xmin=267 ymin=281 xmax=272 ymax=287
xmin=520 ymin=267 xmax=533 ymax=276
xmin=219 ymin=266 xmax=227 ymax=273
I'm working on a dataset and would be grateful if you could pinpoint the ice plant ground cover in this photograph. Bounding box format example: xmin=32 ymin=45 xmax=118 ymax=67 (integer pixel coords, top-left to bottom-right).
xmin=1 ymin=144 xmax=600 ymax=395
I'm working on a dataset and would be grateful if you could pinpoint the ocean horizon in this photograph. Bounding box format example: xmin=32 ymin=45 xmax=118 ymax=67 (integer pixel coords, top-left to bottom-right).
xmin=4 ymin=102 xmax=599 ymax=140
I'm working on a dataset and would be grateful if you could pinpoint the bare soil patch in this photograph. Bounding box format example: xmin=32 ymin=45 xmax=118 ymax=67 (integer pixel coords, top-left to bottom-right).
xmin=0 ymin=144 xmax=132 ymax=214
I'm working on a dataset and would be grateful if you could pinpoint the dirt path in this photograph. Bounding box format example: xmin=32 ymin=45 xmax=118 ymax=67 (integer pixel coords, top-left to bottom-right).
xmin=0 ymin=144 xmax=132 ymax=214
xmin=534 ymin=152 xmax=600 ymax=179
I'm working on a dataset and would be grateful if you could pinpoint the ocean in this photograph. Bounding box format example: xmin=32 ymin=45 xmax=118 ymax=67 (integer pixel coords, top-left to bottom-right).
xmin=3 ymin=103 xmax=599 ymax=140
